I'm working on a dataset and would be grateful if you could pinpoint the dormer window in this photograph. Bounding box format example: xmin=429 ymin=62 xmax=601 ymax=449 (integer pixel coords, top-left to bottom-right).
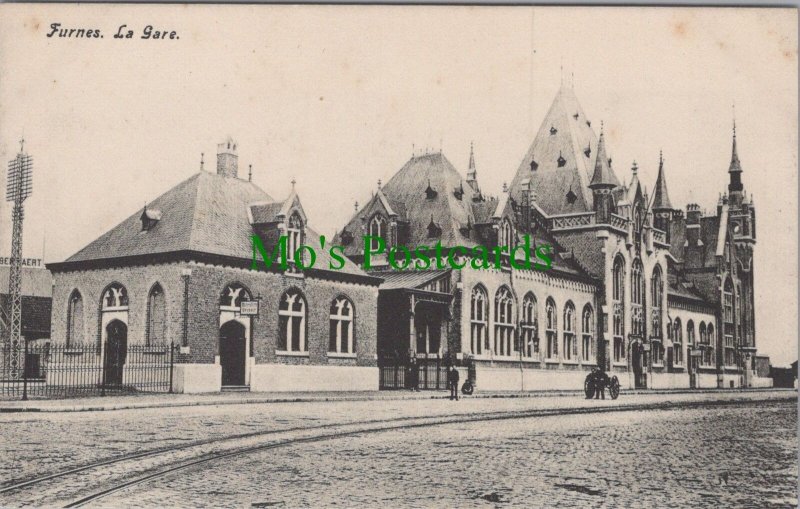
xmin=425 ymin=180 xmax=438 ymax=200
xmin=586 ymin=120 xmax=592 ymax=127
xmin=566 ymin=189 xmax=577 ymax=204
xmin=340 ymin=228 xmax=353 ymax=246
xmin=530 ymin=159 xmax=538 ymax=172
xmin=573 ymin=113 xmax=579 ymax=120
xmin=287 ymin=212 xmax=304 ymax=257
xmin=584 ymin=146 xmax=591 ymax=158
xmin=427 ymin=216 xmax=442 ymax=238
xmin=369 ymin=214 xmax=387 ymax=251
xmin=550 ymin=126 xmax=558 ymax=135
xmin=453 ymin=183 xmax=464 ymax=201
xmin=498 ymin=219 xmax=513 ymax=247
xmin=140 ymin=207 xmax=161 ymax=231
xmin=557 ymin=152 xmax=566 ymax=167
xmin=459 ymin=218 xmax=472 ymax=237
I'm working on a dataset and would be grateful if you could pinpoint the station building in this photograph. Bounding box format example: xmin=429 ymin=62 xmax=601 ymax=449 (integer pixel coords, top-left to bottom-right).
xmin=47 ymin=139 xmax=381 ymax=393
xmin=336 ymin=85 xmax=768 ymax=390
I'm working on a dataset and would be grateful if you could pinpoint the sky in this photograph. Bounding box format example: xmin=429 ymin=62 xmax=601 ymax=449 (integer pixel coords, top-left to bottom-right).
xmin=0 ymin=5 xmax=797 ymax=365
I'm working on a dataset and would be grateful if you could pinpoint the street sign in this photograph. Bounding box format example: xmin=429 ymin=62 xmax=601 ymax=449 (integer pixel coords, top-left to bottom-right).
xmin=240 ymin=300 xmax=259 ymax=316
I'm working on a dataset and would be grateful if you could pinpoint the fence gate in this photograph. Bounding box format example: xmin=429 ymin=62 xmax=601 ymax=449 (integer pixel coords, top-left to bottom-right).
xmin=0 ymin=341 xmax=176 ymax=400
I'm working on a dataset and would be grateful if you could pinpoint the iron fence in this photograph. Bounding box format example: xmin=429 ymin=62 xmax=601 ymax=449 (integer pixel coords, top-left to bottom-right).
xmin=0 ymin=341 xmax=175 ymax=400
xmin=379 ymin=356 xmax=449 ymax=390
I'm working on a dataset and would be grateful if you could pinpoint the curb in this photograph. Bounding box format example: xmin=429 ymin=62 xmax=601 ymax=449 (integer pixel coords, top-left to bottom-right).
xmin=0 ymin=388 xmax=793 ymax=413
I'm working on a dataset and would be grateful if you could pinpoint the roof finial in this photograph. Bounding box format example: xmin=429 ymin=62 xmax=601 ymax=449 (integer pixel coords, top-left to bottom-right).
xmin=600 ymin=120 xmax=604 ymax=135
xmin=412 ymin=143 xmax=415 ymax=158
xmin=200 ymin=152 xmax=205 ymax=171
xmin=291 ymin=177 xmax=296 ymax=190
xmin=502 ymin=181 xmax=508 ymax=193
xmin=248 ymin=164 xmax=253 ymax=182
xmin=377 ymin=178 xmax=382 ymax=189
xmin=632 ymin=160 xmax=638 ymax=175
xmin=732 ymin=102 xmax=737 ymax=139
xmin=19 ymin=136 xmax=25 ymax=153
xmin=659 ymin=149 xmax=663 ymax=167
xmin=354 ymin=200 xmax=359 ymax=212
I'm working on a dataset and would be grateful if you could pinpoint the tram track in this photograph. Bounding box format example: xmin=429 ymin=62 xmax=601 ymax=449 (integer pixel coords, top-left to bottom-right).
xmin=1 ymin=395 xmax=792 ymax=508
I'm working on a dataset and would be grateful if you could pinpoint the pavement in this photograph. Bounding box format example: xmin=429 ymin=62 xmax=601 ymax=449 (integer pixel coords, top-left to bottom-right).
xmin=0 ymin=386 xmax=793 ymax=412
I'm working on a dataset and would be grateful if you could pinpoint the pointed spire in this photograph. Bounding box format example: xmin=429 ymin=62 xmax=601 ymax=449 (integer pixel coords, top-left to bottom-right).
xmin=652 ymin=150 xmax=672 ymax=210
xmin=467 ymin=141 xmax=477 ymax=181
xmin=589 ymin=127 xmax=615 ymax=188
xmin=728 ymin=118 xmax=742 ymax=173
xmin=200 ymin=152 xmax=205 ymax=171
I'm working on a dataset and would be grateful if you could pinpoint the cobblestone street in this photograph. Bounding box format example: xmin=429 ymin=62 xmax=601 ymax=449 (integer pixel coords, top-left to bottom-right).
xmin=1 ymin=391 xmax=796 ymax=508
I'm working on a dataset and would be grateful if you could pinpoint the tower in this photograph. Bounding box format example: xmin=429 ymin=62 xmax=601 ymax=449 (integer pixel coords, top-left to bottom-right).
xmin=588 ymin=127 xmax=616 ymax=223
xmin=4 ymin=138 xmax=33 ymax=380
xmin=466 ymin=142 xmax=480 ymax=194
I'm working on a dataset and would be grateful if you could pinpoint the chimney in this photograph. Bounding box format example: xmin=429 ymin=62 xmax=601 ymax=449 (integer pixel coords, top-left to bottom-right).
xmin=217 ymin=137 xmax=238 ymax=178
xmin=686 ymin=203 xmax=701 ymax=225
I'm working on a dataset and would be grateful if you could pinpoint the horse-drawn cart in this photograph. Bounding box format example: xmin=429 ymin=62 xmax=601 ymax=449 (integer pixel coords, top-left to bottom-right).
xmin=584 ymin=370 xmax=620 ymax=399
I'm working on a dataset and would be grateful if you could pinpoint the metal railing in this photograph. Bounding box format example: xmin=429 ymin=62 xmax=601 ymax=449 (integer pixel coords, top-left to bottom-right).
xmin=0 ymin=341 xmax=175 ymax=400
xmin=379 ymin=356 xmax=449 ymax=390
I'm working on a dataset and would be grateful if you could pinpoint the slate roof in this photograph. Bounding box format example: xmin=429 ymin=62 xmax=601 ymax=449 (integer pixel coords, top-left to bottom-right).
xmin=61 ymin=171 xmax=366 ymax=277
xmin=508 ymin=85 xmax=621 ymax=216
xmin=336 ymin=152 xmax=485 ymax=256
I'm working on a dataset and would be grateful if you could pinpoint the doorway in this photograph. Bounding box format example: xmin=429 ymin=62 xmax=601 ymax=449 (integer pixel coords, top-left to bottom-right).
xmin=104 ymin=320 xmax=128 ymax=386
xmin=220 ymin=321 xmax=247 ymax=386
xmin=631 ymin=342 xmax=647 ymax=389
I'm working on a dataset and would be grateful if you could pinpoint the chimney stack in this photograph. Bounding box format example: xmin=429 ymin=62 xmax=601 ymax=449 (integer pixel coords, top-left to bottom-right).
xmin=217 ymin=137 xmax=238 ymax=178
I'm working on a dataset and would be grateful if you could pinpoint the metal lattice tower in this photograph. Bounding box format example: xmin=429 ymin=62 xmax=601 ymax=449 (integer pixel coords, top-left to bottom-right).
xmin=5 ymin=138 xmax=33 ymax=379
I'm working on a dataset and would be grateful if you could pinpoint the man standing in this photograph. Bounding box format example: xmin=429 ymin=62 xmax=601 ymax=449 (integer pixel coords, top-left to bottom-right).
xmin=595 ymin=369 xmax=609 ymax=400
xmin=448 ymin=365 xmax=460 ymax=401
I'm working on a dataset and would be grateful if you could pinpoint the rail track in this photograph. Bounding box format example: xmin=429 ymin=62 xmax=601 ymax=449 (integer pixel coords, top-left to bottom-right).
xmin=0 ymin=396 xmax=791 ymax=508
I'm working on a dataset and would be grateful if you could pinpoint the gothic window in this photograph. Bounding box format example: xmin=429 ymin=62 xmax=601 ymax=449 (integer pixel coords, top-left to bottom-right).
xmin=470 ymin=285 xmax=488 ymax=356
xmin=498 ymin=219 xmax=513 ymax=248
xmin=279 ymin=289 xmax=306 ymax=352
xmin=581 ymin=304 xmax=594 ymax=363
xmin=546 ymin=298 xmax=558 ymax=360
xmin=220 ymin=283 xmax=251 ymax=310
xmin=671 ymin=318 xmax=683 ymax=366
xmin=707 ymin=324 xmax=716 ymax=367
xmin=612 ymin=256 xmax=625 ymax=363
xmin=521 ymin=293 xmax=538 ymax=359
xmin=650 ymin=266 xmax=663 ymax=337
xmin=563 ymin=302 xmax=576 ymax=361
xmin=494 ymin=287 xmax=515 ymax=356
xmin=631 ymin=259 xmax=644 ymax=336
xmin=146 ymin=283 xmax=167 ymax=346
xmin=102 ymin=283 xmax=128 ymax=310
xmin=287 ymin=212 xmax=304 ymax=258
xmin=369 ymin=214 xmax=387 ymax=252
xmin=329 ymin=296 xmax=355 ymax=354
xmin=699 ymin=322 xmax=709 ymax=366
xmin=723 ymin=278 xmax=735 ymax=367
xmin=66 ymin=290 xmax=84 ymax=347
xmin=686 ymin=320 xmax=694 ymax=346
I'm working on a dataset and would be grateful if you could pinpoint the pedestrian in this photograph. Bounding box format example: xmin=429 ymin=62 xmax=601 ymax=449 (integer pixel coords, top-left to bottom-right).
xmin=408 ymin=356 xmax=419 ymax=392
xmin=595 ymin=369 xmax=609 ymax=400
xmin=586 ymin=367 xmax=598 ymax=399
xmin=448 ymin=365 xmax=460 ymax=401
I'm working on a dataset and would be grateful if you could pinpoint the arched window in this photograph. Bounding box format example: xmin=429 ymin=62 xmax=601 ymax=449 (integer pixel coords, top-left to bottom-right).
xmin=545 ymin=298 xmax=558 ymax=360
xmin=581 ymin=304 xmax=594 ymax=363
xmin=706 ymin=324 xmax=716 ymax=367
xmin=494 ymin=287 xmax=515 ymax=356
xmin=220 ymin=282 xmax=251 ymax=309
xmin=369 ymin=214 xmax=387 ymax=252
xmin=631 ymin=259 xmax=644 ymax=337
xmin=612 ymin=257 xmax=625 ymax=363
xmin=102 ymin=283 xmax=128 ymax=310
xmin=66 ymin=290 xmax=84 ymax=346
xmin=329 ymin=296 xmax=354 ymax=354
xmin=470 ymin=286 xmax=488 ymax=355
xmin=651 ymin=266 xmax=663 ymax=337
xmin=563 ymin=302 xmax=576 ymax=361
xmin=498 ymin=219 xmax=514 ymax=248
xmin=146 ymin=284 xmax=167 ymax=346
xmin=521 ymin=293 xmax=538 ymax=359
xmin=287 ymin=212 xmax=304 ymax=257
xmin=723 ymin=278 xmax=735 ymax=366
xmin=279 ymin=289 xmax=306 ymax=352
xmin=686 ymin=320 xmax=695 ymax=345
xmin=671 ymin=318 xmax=682 ymax=367
xmin=699 ymin=322 xmax=709 ymax=366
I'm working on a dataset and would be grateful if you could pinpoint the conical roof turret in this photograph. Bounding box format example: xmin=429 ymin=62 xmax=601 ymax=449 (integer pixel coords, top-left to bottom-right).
xmin=652 ymin=150 xmax=673 ymax=210
xmin=589 ymin=125 xmax=615 ymax=188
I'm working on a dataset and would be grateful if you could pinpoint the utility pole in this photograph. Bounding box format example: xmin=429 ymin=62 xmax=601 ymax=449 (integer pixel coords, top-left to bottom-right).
xmin=4 ymin=138 xmax=33 ymax=379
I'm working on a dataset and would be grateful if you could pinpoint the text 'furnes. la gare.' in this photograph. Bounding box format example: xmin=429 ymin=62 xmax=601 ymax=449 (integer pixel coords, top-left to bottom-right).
xmin=251 ymin=234 xmax=554 ymax=272
xmin=46 ymin=23 xmax=180 ymax=40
